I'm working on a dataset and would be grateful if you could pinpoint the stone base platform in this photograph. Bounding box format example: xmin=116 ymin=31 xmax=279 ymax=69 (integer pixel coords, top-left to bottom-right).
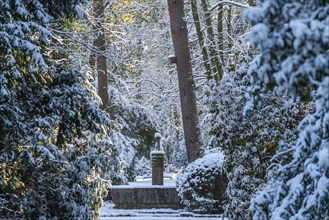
xmin=111 ymin=186 xmax=182 ymax=209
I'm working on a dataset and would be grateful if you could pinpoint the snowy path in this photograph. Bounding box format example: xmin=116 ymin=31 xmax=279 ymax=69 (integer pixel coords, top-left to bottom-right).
xmin=100 ymin=202 xmax=224 ymax=220
xmin=101 ymin=217 xmax=222 ymax=220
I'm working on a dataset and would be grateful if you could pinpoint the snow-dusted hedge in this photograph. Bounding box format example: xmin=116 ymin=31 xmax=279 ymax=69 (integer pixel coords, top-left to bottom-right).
xmin=176 ymin=151 xmax=227 ymax=213
xmin=0 ymin=1 xmax=116 ymax=219
xmin=202 ymin=41 xmax=306 ymax=219
xmin=245 ymin=1 xmax=329 ymax=219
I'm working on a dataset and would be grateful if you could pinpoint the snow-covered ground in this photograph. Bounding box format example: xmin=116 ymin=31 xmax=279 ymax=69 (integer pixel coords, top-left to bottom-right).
xmin=101 ymin=217 xmax=223 ymax=220
xmin=100 ymin=201 xmax=224 ymax=220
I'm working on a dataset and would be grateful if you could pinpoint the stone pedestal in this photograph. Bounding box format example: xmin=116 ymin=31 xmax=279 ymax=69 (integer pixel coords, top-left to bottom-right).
xmin=151 ymin=151 xmax=164 ymax=185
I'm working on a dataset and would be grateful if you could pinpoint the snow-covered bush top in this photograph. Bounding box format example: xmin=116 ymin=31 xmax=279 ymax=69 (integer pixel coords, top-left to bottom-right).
xmin=176 ymin=151 xmax=227 ymax=213
xmin=182 ymin=151 xmax=225 ymax=174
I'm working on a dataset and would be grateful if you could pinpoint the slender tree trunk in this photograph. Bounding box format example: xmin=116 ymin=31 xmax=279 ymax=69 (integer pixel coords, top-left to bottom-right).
xmin=93 ymin=0 xmax=109 ymax=110
xmin=227 ymin=6 xmax=233 ymax=50
xmin=200 ymin=0 xmax=223 ymax=82
xmin=167 ymin=0 xmax=201 ymax=163
xmin=135 ymin=39 xmax=143 ymax=104
xmin=190 ymin=0 xmax=211 ymax=79
xmin=217 ymin=4 xmax=224 ymax=64
xmin=173 ymin=105 xmax=181 ymax=141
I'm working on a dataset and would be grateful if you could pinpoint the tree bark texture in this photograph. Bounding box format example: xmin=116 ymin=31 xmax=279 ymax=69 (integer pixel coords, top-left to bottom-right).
xmin=167 ymin=0 xmax=201 ymax=163
xmin=93 ymin=0 xmax=109 ymax=110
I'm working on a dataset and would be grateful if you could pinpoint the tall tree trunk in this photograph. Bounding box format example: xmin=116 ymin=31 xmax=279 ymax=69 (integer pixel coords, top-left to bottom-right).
xmin=93 ymin=0 xmax=109 ymax=110
xmin=167 ymin=0 xmax=201 ymax=163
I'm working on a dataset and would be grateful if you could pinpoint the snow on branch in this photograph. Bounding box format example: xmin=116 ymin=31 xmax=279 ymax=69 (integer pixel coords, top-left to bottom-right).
xmin=209 ymin=0 xmax=252 ymax=11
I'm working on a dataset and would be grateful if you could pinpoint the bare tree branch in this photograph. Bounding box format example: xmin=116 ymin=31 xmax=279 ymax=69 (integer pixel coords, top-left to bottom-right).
xmin=210 ymin=0 xmax=253 ymax=11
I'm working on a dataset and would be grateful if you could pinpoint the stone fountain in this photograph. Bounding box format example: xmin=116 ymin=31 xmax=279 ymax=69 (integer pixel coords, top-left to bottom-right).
xmin=111 ymin=151 xmax=182 ymax=209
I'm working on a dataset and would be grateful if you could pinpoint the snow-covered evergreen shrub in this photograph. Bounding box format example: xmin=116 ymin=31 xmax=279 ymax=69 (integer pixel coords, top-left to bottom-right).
xmin=203 ymin=41 xmax=305 ymax=219
xmin=133 ymin=156 xmax=151 ymax=177
xmin=110 ymin=131 xmax=138 ymax=184
xmin=0 ymin=1 xmax=116 ymax=219
xmin=108 ymin=86 xmax=157 ymax=181
xmin=245 ymin=1 xmax=329 ymax=219
xmin=172 ymin=139 xmax=188 ymax=167
xmin=176 ymin=151 xmax=227 ymax=213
